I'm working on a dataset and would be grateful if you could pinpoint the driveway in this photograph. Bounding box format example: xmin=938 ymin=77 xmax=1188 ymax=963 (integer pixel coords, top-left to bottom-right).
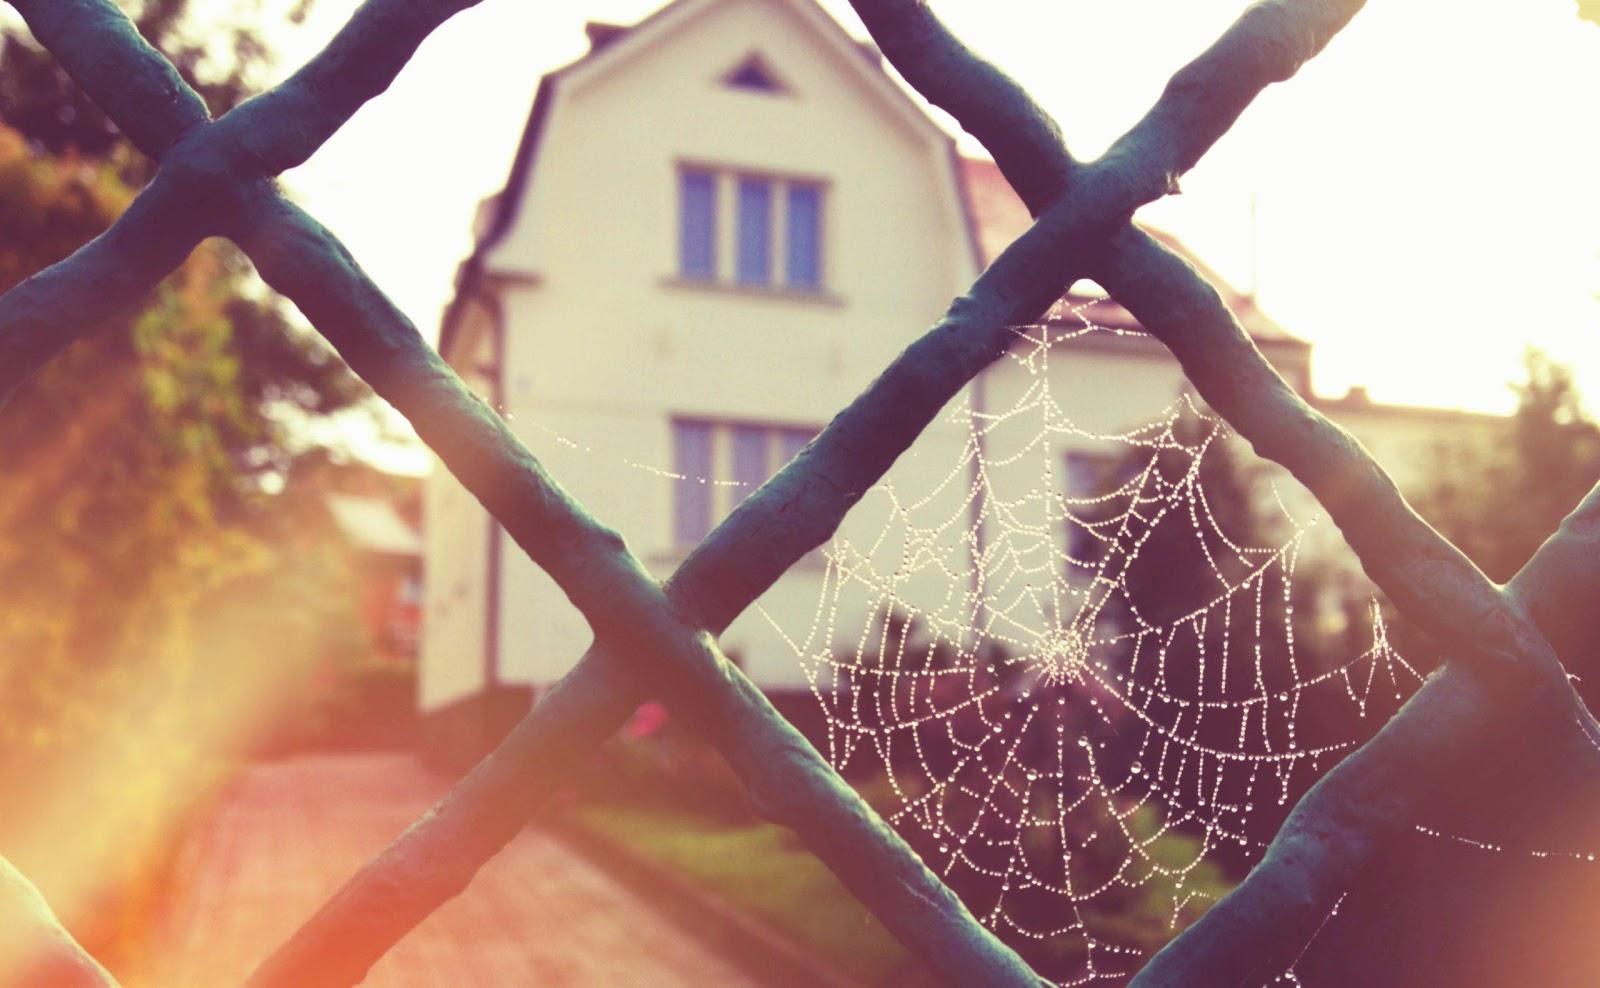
xmin=159 ymin=752 xmax=760 ymax=986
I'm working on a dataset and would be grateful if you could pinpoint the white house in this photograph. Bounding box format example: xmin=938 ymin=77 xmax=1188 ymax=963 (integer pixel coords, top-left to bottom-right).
xmin=421 ymin=0 xmax=1501 ymax=759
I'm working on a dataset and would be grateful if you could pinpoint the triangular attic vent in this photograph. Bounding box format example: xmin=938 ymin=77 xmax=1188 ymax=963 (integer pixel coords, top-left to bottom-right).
xmin=722 ymin=54 xmax=786 ymax=94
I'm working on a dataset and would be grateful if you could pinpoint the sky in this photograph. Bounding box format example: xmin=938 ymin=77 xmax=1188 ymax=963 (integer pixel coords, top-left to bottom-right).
xmin=83 ymin=1 xmax=1600 ymax=460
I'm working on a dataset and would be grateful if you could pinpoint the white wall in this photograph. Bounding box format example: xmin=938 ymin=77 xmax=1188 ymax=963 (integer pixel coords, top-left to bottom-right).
xmin=419 ymin=310 xmax=497 ymax=711
xmin=483 ymin=0 xmax=978 ymax=692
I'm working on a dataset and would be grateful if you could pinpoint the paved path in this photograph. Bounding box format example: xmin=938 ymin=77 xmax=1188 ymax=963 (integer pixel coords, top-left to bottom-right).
xmin=160 ymin=752 xmax=759 ymax=987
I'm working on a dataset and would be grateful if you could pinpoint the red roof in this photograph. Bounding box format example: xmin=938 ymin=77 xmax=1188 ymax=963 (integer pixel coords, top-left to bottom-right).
xmin=956 ymin=157 xmax=1301 ymax=345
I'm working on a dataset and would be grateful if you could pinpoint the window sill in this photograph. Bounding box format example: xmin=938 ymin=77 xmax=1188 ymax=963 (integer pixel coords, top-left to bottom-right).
xmin=661 ymin=276 xmax=844 ymax=307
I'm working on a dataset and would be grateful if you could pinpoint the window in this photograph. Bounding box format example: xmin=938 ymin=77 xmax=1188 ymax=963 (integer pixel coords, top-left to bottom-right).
xmin=736 ymin=178 xmax=773 ymax=285
xmin=678 ymin=169 xmax=717 ymax=280
xmin=675 ymin=166 xmax=826 ymax=292
xmin=786 ymin=184 xmax=822 ymax=290
xmin=673 ymin=420 xmax=714 ymax=546
xmin=1063 ymin=450 xmax=1118 ymax=565
xmin=775 ymin=427 xmax=811 ymax=468
xmin=671 ymin=418 xmax=817 ymax=545
xmin=730 ymin=424 xmax=771 ymax=504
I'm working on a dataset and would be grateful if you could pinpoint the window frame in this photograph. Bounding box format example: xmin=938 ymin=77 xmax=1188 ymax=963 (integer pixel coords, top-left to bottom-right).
xmin=670 ymin=162 xmax=833 ymax=300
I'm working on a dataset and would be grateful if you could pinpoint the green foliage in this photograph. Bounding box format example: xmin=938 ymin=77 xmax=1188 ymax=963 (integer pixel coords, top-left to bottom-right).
xmin=573 ymin=800 xmax=931 ymax=986
xmin=1 ymin=0 xmax=314 ymax=178
xmin=0 ymin=155 xmax=369 ymax=957
xmin=581 ymin=725 xmax=1232 ymax=985
xmin=0 ymin=5 xmax=384 ymax=975
xmin=1057 ymin=804 xmax=1231 ymax=967
xmin=1095 ymin=407 xmax=1391 ymax=865
xmin=1416 ymin=352 xmax=1600 ymax=584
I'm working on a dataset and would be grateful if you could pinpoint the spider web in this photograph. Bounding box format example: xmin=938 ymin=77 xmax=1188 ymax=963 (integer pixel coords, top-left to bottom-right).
xmin=762 ymin=301 xmax=1426 ymax=984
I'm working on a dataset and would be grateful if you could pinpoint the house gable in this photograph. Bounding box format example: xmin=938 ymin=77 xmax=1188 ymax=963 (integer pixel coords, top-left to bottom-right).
xmin=485 ymin=0 xmax=978 ymax=381
xmin=440 ymin=0 xmax=976 ymax=357
xmin=428 ymin=0 xmax=991 ymax=699
xmin=544 ymin=0 xmax=948 ymax=148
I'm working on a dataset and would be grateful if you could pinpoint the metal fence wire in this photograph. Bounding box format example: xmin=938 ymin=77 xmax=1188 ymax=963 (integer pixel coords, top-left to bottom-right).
xmin=3 ymin=1 xmax=1598 ymax=986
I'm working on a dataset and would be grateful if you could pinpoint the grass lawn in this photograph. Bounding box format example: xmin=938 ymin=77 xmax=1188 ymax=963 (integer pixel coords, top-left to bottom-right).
xmin=571 ymin=801 xmax=937 ymax=986
xmin=569 ymin=728 xmax=1236 ymax=985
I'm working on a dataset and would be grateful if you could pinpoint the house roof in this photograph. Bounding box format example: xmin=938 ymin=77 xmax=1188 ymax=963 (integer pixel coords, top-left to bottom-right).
xmin=955 ymin=157 xmax=1301 ymax=345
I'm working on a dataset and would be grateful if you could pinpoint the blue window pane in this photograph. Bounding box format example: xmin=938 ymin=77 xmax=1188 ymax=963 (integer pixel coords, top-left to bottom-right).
xmin=730 ymin=425 xmax=769 ymax=507
xmin=679 ymin=170 xmax=716 ymax=279
xmin=1063 ymin=452 xmax=1108 ymax=498
xmin=786 ymin=185 xmax=821 ymax=289
xmin=736 ymin=178 xmax=773 ymax=285
xmin=673 ymin=421 xmax=714 ymax=545
xmin=1063 ymin=452 xmax=1112 ymax=564
xmin=777 ymin=427 xmax=813 ymax=467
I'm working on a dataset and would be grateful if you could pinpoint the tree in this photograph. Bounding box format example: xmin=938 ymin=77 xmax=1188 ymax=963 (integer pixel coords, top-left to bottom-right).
xmin=0 ymin=3 xmax=369 ymax=975
xmin=1417 ymin=352 xmax=1600 ymax=583
xmin=1 ymin=0 xmax=361 ymax=480
xmin=1100 ymin=408 xmax=1410 ymax=872
xmin=0 ymin=0 xmax=365 ymax=718
xmin=0 ymin=0 xmax=312 ymax=175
